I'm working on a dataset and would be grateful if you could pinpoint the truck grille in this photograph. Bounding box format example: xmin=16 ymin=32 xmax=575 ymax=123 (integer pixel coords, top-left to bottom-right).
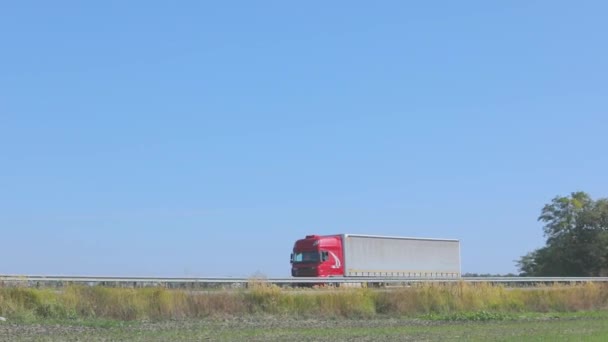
xmin=292 ymin=267 xmax=316 ymax=277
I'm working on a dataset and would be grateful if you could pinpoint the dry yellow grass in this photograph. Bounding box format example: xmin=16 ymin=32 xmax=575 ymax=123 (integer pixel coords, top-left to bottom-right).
xmin=1 ymin=282 xmax=607 ymax=321
xmin=375 ymin=282 xmax=608 ymax=315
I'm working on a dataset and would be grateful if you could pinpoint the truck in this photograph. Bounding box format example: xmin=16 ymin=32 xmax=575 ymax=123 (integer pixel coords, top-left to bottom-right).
xmin=290 ymin=234 xmax=461 ymax=278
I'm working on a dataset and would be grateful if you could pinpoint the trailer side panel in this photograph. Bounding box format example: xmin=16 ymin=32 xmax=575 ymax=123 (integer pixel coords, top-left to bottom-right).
xmin=343 ymin=235 xmax=460 ymax=277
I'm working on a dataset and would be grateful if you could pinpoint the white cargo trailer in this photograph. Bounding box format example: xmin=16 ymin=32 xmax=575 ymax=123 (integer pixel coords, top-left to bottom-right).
xmin=342 ymin=234 xmax=461 ymax=277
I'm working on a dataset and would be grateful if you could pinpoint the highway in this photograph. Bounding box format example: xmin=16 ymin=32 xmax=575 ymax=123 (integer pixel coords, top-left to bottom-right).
xmin=2 ymin=275 xmax=608 ymax=288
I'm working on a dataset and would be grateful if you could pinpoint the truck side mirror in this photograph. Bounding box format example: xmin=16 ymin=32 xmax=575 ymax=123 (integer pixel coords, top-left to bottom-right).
xmin=321 ymin=251 xmax=328 ymax=261
xmin=290 ymin=253 xmax=294 ymax=263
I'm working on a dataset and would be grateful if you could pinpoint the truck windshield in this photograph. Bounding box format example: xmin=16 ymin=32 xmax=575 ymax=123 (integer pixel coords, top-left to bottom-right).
xmin=292 ymin=251 xmax=320 ymax=263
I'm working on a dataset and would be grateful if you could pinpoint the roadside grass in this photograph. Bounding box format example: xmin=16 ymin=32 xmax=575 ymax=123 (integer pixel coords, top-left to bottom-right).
xmin=375 ymin=282 xmax=608 ymax=315
xmin=1 ymin=282 xmax=608 ymax=322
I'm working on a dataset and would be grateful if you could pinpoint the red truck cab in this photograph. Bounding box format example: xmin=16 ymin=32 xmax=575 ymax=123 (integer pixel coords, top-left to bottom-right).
xmin=290 ymin=234 xmax=344 ymax=277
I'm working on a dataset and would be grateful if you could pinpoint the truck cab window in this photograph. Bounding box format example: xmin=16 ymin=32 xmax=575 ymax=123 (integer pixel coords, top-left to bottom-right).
xmin=292 ymin=252 xmax=320 ymax=263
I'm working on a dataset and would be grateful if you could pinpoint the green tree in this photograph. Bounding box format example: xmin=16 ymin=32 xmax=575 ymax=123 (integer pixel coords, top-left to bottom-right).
xmin=518 ymin=192 xmax=608 ymax=276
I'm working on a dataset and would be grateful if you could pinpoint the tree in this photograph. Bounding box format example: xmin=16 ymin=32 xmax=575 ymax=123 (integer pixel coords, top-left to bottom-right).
xmin=517 ymin=192 xmax=608 ymax=276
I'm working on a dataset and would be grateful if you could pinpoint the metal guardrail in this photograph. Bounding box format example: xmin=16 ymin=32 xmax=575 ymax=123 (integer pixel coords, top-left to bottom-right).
xmin=2 ymin=275 xmax=608 ymax=287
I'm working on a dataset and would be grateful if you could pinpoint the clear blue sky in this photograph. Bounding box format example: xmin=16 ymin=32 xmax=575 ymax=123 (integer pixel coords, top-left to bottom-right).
xmin=1 ymin=1 xmax=607 ymax=277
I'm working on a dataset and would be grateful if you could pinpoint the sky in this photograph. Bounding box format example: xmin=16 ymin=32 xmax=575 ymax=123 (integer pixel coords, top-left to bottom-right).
xmin=1 ymin=1 xmax=607 ymax=277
